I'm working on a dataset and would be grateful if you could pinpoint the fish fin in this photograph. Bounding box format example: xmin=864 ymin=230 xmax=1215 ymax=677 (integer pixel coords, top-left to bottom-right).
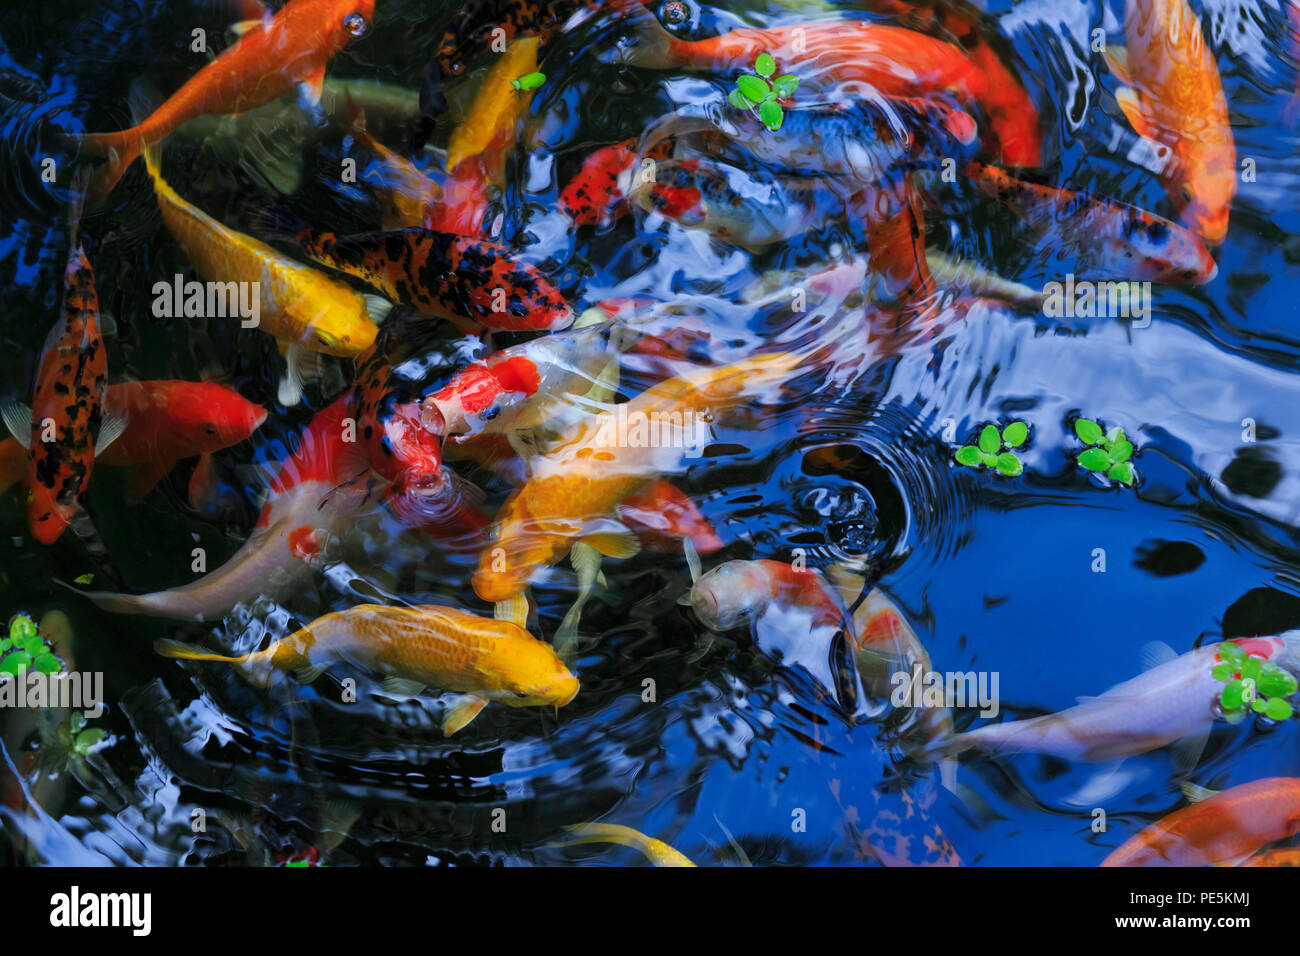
xmin=1 ymin=400 xmax=32 ymax=449
xmin=320 ymin=799 xmax=361 ymax=852
xmin=1181 ymin=781 xmax=1219 ymax=803
xmin=494 ymin=594 xmax=529 ymax=627
xmin=1113 ymin=86 xmax=1157 ymax=143
xmin=442 ymin=693 xmax=488 ymax=736
xmin=1172 ymin=727 xmax=1210 ymax=780
xmin=1101 ymin=45 xmax=1131 ymax=85
xmin=684 ymin=634 xmax=714 ymax=662
xmin=573 ymin=307 xmax=609 ymax=329
xmin=676 ymin=592 xmax=695 ymax=606
xmin=299 ymin=67 xmax=326 ymax=109
xmin=581 ymin=528 xmax=641 ymax=560
xmin=94 ymin=411 xmax=128 ymax=456
xmin=187 ymin=453 xmax=217 ymax=510
xmin=124 ymin=459 xmax=174 ymax=501
xmin=683 ymin=536 xmax=702 ymax=585
xmin=1140 ymin=640 xmax=1178 ymax=672
xmin=292 ymin=662 xmax=328 ymax=684
xmin=570 ymin=540 xmax=603 ymax=587
xmin=712 ymin=814 xmax=752 ymax=867
xmin=278 ymin=344 xmax=328 ymax=407
xmin=154 ymin=638 xmax=245 ymax=664
xmin=378 ymin=676 xmax=426 ymax=697
xmin=363 ymin=294 xmax=393 ymax=324
xmin=227 ymin=19 xmax=264 ymax=38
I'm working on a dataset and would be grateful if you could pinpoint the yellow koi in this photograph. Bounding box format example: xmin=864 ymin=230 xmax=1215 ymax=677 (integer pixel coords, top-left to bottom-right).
xmin=554 ymin=823 xmax=696 ymax=866
xmin=445 ymin=37 xmax=540 ymax=176
xmin=155 ymin=603 xmax=579 ymax=735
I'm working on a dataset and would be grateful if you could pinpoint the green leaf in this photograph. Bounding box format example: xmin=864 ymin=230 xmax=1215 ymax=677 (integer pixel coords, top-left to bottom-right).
xmin=9 ymin=615 xmax=36 ymax=643
xmin=1078 ymin=449 xmax=1111 ymax=471
xmin=1252 ymin=697 xmax=1268 ymax=713
xmin=513 ymin=71 xmax=546 ymax=91
xmin=736 ymin=75 xmax=770 ymax=103
xmin=1075 ymin=419 xmax=1104 ymax=445
xmin=1264 ymin=698 xmax=1294 ymax=720
xmin=19 ymin=633 xmax=44 ymax=655
xmin=995 ymin=452 xmax=1023 ymax=477
xmin=772 ymin=75 xmax=799 ymax=98
xmin=0 ymin=650 xmax=32 ymax=675
xmin=69 ymin=711 xmax=85 ymax=733
xmin=1108 ymin=461 xmax=1135 ymax=485
xmin=1109 ymin=441 xmax=1133 ymax=463
xmin=728 ymin=89 xmax=754 ymax=110
xmin=1219 ymin=641 xmax=1246 ymax=663
xmin=33 ymin=653 xmax=61 ymax=675
xmin=978 ymin=425 xmax=1000 ymax=454
xmin=755 ymin=53 xmax=776 ymax=78
xmin=1259 ymin=666 xmax=1298 ymax=698
xmin=74 ymin=728 xmax=105 ymax=755
xmin=758 ymin=99 xmax=783 ymax=131
xmin=1106 ymin=426 xmax=1125 ymax=447
xmin=1001 ymin=421 xmax=1028 ymax=448
xmin=1241 ymin=657 xmax=1262 ymax=682
xmin=1220 ymin=681 xmax=1244 ymax=711
xmin=1211 ymin=662 xmax=1235 ymax=682
xmin=74 ymin=572 xmax=94 ymax=585
xmin=979 ymin=452 xmax=998 ymax=467
xmin=954 ymin=445 xmax=982 ymax=467
xmin=0 ymin=638 xmax=9 ymax=654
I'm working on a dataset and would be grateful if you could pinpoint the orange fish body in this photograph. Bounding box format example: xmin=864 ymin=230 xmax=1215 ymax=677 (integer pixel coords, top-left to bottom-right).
xmin=1102 ymin=778 xmax=1300 ymax=867
xmin=1107 ymin=0 xmax=1236 ymax=243
xmin=82 ymin=0 xmax=376 ymax=200
xmin=94 ymin=380 xmax=267 ymax=498
xmin=472 ymin=353 xmax=800 ymax=603
xmin=19 ymin=242 xmax=109 ymax=544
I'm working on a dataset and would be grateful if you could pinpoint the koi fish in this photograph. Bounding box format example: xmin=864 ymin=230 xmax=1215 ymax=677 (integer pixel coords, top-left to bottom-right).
xmin=472 ymin=352 xmax=803 ymax=607
xmin=853 ymin=175 xmax=935 ymax=309
xmin=951 ymin=635 xmax=1300 ymax=763
xmin=92 ymin=380 xmax=267 ymax=504
xmin=155 ymin=603 xmax=579 ymax=735
xmin=79 ymin=395 xmax=372 ymax=620
xmin=629 ymin=158 xmax=848 ymax=251
xmin=284 ymin=226 xmax=573 ymax=333
xmin=552 ymin=822 xmax=696 ymax=866
xmin=1101 ymin=778 xmax=1300 ymax=867
xmin=1104 ymin=0 xmax=1236 ymax=243
xmin=444 ymin=37 xmax=540 ymax=176
xmin=688 ymin=558 xmax=863 ymax=708
xmin=965 ymin=162 xmax=1217 ymax=283
xmin=174 ymin=78 xmax=428 ymax=197
xmin=859 ymin=0 xmax=1042 ymax=167
xmin=559 ymin=138 xmax=674 ymax=228
xmin=1239 ymin=848 xmax=1300 ymax=867
xmin=140 ymin=140 xmax=384 ymax=405
xmin=1 ymin=175 xmax=123 ymax=545
xmin=80 ymin=0 xmax=376 ymax=201
xmin=345 ymin=99 xmax=444 ymax=232
xmin=619 ymin=479 xmax=723 ymax=555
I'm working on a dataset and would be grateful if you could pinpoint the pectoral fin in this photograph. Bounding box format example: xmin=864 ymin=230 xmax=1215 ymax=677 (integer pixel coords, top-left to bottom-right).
xmin=188 ymin=453 xmax=217 ymax=510
xmin=1101 ymin=45 xmax=1131 ymax=85
xmin=124 ymin=459 xmax=175 ymax=501
xmin=278 ymin=344 xmax=330 ymax=407
xmin=1113 ymin=86 xmax=1157 ymax=143
xmin=299 ymin=67 xmax=326 ymax=108
xmin=443 ymin=693 xmax=488 ymax=735
xmin=1 ymin=401 xmax=32 ymax=449
xmin=494 ymin=594 xmax=529 ymax=627
xmin=94 ymin=411 xmax=128 ymax=456
xmin=581 ymin=528 xmax=641 ymax=560
xmin=379 ymin=677 xmax=426 ymax=698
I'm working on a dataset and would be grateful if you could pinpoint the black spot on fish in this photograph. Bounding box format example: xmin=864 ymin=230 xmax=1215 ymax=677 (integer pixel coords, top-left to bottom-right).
xmin=1133 ymin=539 xmax=1205 ymax=577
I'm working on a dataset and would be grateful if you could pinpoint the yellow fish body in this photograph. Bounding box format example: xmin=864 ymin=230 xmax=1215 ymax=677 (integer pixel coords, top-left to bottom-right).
xmin=142 ymin=142 xmax=380 ymax=359
xmin=555 ymin=823 xmax=696 ymax=866
xmin=472 ymin=352 xmax=802 ymax=604
xmin=155 ymin=603 xmax=579 ymax=734
xmin=445 ymin=37 xmax=540 ymax=177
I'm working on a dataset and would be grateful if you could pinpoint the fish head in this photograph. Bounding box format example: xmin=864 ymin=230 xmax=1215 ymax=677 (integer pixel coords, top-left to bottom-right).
xmin=27 ymin=484 xmax=74 ymax=546
xmin=1120 ymin=214 xmax=1218 ymax=285
xmin=690 ymin=561 xmax=765 ymax=631
xmin=304 ymin=293 xmax=381 ymax=357
xmin=175 ymin=384 xmax=268 ymax=452
xmin=494 ymin=629 xmax=581 ymax=708
xmin=375 ymin=402 xmax=444 ymax=495
xmin=1177 ymin=152 xmax=1235 ymax=246
xmin=321 ymin=0 xmax=376 ymax=48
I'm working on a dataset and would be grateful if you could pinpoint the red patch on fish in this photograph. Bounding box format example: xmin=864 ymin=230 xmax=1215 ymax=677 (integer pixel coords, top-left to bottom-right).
xmin=288 ymin=526 xmax=322 ymax=560
xmin=859 ymin=608 xmax=906 ymax=649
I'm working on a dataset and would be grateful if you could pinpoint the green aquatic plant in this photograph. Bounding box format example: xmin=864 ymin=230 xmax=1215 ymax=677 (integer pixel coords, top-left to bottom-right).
xmin=0 ymin=613 xmax=63 ymax=676
xmin=510 ymin=71 xmax=546 ymax=92
xmin=1212 ymin=640 xmax=1296 ymax=722
xmin=954 ymin=421 xmax=1028 ymax=476
xmin=58 ymin=711 xmax=107 ymax=757
xmin=1074 ymin=418 xmax=1135 ymax=485
xmin=728 ymin=53 xmax=798 ymax=131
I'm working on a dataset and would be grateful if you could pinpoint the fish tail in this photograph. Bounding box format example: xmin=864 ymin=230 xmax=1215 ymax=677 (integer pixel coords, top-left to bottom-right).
xmin=66 ymin=163 xmax=93 ymax=250
xmin=75 ymin=588 xmax=152 ymax=616
xmin=239 ymin=199 xmax=309 ymax=246
xmin=154 ymin=638 xmax=278 ymax=688
xmin=79 ymin=130 xmax=143 ymax=206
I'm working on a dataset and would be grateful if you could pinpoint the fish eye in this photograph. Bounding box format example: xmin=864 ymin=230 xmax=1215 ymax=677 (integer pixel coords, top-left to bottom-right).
xmin=315 ymin=329 xmax=339 ymax=349
xmin=201 ymin=422 xmax=218 ymax=435
xmin=1181 ymin=184 xmax=1194 ymax=203
xmin=344 ymin=12 xmax=368 ymax=36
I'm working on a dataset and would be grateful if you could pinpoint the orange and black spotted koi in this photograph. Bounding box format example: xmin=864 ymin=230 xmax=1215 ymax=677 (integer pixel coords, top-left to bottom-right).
xmin=3 ymin=182 xmax=119 ymax=545
xmin=559 ymin=137 xmax=675 ymax=228
xmin=292 ymin=227 xmax=573 ymax=332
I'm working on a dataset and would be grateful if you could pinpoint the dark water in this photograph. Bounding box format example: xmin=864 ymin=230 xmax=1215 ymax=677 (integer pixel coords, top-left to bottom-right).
xmin=1 ymin=0 xmax=1299 ymax=866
